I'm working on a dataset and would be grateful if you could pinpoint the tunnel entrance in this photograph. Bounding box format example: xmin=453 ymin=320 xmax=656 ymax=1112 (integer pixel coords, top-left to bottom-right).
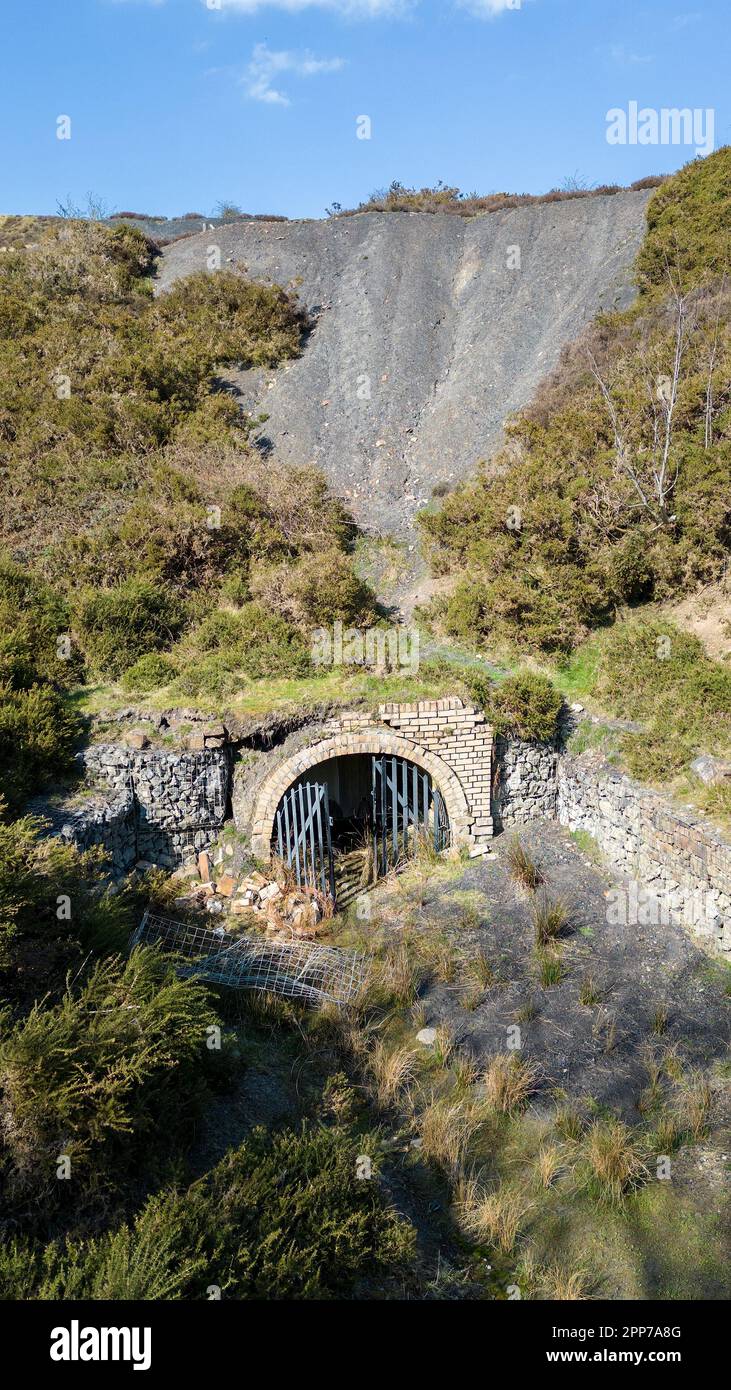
xmin=272 ymin=752 xmax=450 ymax=908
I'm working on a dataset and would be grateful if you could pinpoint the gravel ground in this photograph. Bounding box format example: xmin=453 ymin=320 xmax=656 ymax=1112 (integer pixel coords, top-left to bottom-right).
xmin=391 ymin=822 xmax=730 ymax=1117
xmin=156 ymin=194 xmax=651 ymax=536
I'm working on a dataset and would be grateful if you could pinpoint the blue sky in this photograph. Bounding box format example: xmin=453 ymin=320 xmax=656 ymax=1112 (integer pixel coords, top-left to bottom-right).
xmin=2 ymin=0 xmax=729 ymax=219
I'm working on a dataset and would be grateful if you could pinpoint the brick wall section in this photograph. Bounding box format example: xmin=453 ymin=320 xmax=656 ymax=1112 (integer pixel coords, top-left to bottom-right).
xmin=378 ymin=698 xmax=493 ymax=846
xmin=249 ymin=698 xmax=493 ymax=858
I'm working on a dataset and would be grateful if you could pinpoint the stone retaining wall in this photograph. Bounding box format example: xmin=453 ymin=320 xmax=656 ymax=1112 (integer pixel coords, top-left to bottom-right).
xmin=491 ymin=734 xmax=558 ymax=830
xmin=59 ymin=788 xmax=137 ymax=876
xmin=557 ymin=751 xmax=731 ymax=955
xmin=67 ymin=744 xmax=231 ymax=869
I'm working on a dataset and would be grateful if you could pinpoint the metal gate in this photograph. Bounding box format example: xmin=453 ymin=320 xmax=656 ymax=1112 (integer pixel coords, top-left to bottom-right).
xmin=372 ymin=754 xmax=450 ymax=878
xmin=274 ymin=781 xmax=336 ymax=900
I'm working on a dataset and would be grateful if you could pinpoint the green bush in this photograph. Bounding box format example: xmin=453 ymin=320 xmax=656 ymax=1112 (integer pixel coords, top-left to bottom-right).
xmin=0 ymin=805 xmax=133 ymax=990
xmin=592 ymin=618 xmax=731 ymax=780
xmin=175 ymin=601 xmax=311 ymax=695
xmin=0 ymin=949 xmax=221 ymax=1212
xmin=0 ymin=1121 xmax=416 ymax=1299
xmin=636 ymin=146 xmax=731 ymax=295
xmin=468 ymin=671 xmax=563 ymax=742
xmin=121 ymin=651 xmax=176 ymax=693
xmin=74 ymin=578 xmax=184 ymax=678
xmin=0 ymin=684 xmax=80 ymax=812
xmin=0 ymin=560 xmax=81 ymax=690
xmin=252 ymin=549 xmax=378 ymax=628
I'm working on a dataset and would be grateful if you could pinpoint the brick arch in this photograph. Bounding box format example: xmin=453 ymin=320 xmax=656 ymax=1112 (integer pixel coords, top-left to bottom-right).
xmin=250 ymin=730 xmax=472 ymax=860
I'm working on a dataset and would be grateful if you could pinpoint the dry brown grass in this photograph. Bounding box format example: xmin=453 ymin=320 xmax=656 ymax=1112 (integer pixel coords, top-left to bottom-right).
xmin=505 ymin=837 xmax=543 ymax=891
xmin=582 ymin=1118 xmax=649 ymax=1206
xmin=416 ymin=1096 xmax=485 ymax=1179
xmin=458 ymin=1178 xmax=534 ymax=1253
xmin=483 ymin=1052 xmax=540 ymax=1114
xmin=539 ymin=1264 xmax=596 ymax=1300
xmin=675 ymin=1069 xmax=714 ymax=1139
xmin=367 ymin=1040 xmax=420 ymax=1107
xmin=535 ymin=1141 xmax=568 ymax=1189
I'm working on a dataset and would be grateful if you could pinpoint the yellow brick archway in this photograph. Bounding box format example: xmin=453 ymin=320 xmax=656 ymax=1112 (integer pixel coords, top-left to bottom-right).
xmin=250 ymin=729 xmax=472 ymax=861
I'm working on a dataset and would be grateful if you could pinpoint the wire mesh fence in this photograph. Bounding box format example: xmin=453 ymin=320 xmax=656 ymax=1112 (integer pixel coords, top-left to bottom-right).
xmin=131 ymin=909 xmax=369 ymax=1008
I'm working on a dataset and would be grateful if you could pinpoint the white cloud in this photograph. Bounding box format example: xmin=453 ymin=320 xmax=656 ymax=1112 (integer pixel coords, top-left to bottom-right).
xmin=244 ymin=42 xmax=345 ymax=105
xmin=456 ymin=0 xmax=524 ymax=16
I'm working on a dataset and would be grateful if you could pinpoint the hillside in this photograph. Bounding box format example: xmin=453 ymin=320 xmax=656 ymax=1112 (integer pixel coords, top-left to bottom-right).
xmin=157 ymin=191 xmax=652 ymax=534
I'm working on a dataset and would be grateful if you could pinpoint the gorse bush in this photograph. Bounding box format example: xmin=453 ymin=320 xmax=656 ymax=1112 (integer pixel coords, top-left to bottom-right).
xmin=0 ymin=561 xmax=82 ymax=808
xmin=0 ymin=222 xmax=376 ymax=696
xmin=420 ymin=149 xmax=731 ymax=655
xmin=636 ymin=146 xmax=731 ymax=295
xmin=74 ymin=578 xmax=184 ymax=679
xmin=0 ymin=948 xmax=221 ymax=1214
xmin=588 ymin=617 xmax=731 ymax=780
xmin=0 ymin=1120 xmax=416 ymax=1299
xmin=0 ymin=804 xmax=134 ymax=992
xmin=468 ymin=671 xmax=563 ymax=742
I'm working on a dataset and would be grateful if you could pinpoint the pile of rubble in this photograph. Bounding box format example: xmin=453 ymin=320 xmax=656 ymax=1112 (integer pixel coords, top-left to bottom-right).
xmin=170 ymin=847 xmax=326 ymax=940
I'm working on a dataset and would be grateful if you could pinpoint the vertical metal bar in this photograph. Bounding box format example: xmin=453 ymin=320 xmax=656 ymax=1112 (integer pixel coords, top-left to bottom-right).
xmin=314 ymin=784 xmax=326 ymax=895
xmin=391 ymin=757 xmax=398 ymax=863
xmin=371 ymin=755 xmax=377 ymax=881
xmin=305 ymin=783 xmax=317 ymax=889
xmin=401 ymin=757 xmax=408 ymax=858
xmin=291 ymin=789 xmax=302 ymax=885
xmin=422 ymin=772 xmax=429 ymax=844
xmin=276 ymin=808 xmax=283 ymax=861
xmin=412 ymin=762 xmax=418 ymax=856
xmin=283 ymin=793 xmax=293 ymax=868
xmin=380 ymin=757 xmax=386 ymax=873
xmin=433 ymin=786 xmax=440 ymax=852
xmin=323 ymin=783 xmax=336 ymax=902
xmin=297 ymin=784 xmax=307 ymax=888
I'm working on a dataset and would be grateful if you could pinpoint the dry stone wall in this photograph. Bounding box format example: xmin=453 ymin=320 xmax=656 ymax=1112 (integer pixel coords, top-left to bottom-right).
xmin=491 ymin=734 xmax=558 ymax=830
xmin=59 ymin=788 xmax=137 ymax=875
xmin=557 ymin=751 xmax=731 ymax=955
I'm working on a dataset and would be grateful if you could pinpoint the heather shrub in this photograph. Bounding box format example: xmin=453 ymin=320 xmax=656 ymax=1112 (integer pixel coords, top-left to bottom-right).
xmin=0 ymin=685 xmax=80 ymax=812
xmin=0 ymin=804 xmax=133 ymax=993
xmin=121 ymin=651 xmax=177 ymax=692
xmin=0 ymin=1119 xmax=416 ymax=1299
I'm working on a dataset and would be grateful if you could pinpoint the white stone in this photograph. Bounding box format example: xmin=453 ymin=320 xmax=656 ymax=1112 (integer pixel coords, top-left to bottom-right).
xmin=416 ymin=1027 xmax=437 ymax=1045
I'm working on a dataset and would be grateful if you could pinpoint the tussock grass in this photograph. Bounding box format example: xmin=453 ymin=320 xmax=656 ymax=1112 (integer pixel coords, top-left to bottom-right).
xmin=466 ymin=948 xmax=494 ymax=990
xmin=675 ymin=1069 xmax=714 ymax=1140
xmin=578 ymin=973 xmax=602 ymax=1007
xmin=539 ymin=1264 xmax=596 ymax=1300
xmin=554 ymin=1102 xmax=585 ymax=1142
xmin=457 ymin=1178 xmax=534 ymax=1254
xmin=535 ymin=1142 xmax=568 ymax=1189
xmin=505 ymin=837 xmax=543 ymax=892
xmin=367 ymin=1041 xmax=419 ymax=1107
xmin=416 ymin=1097 xmax=485 ymax=1179
xmin=581 ymin=1118 xmax=649 ymax=1206
xmin=534 ymin=943 xmax=564 ymax=987
xmin=532 ymin=893 xmax=570 ymax=946
xmin=483 ymin=1053 xmax=540 ymax=1115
